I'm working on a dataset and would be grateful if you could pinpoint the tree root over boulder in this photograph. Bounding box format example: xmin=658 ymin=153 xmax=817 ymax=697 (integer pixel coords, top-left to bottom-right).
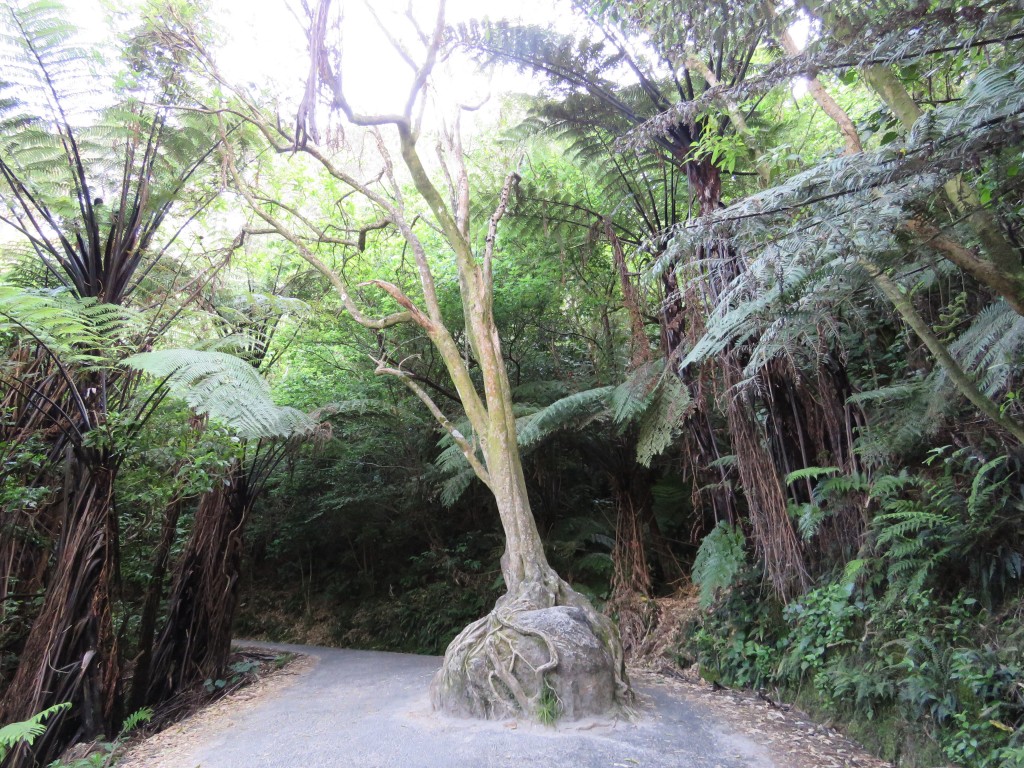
xmin=430 ymin=578 xmax=632 ymax=721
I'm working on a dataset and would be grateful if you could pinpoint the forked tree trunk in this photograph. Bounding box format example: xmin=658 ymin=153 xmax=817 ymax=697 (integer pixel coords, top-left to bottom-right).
xmin=427 ymin=217 xmax=631 ymax=721
xmin=0 ymin=451 xmax=119 ymax=768
xmin=238 ymin=12 xmax=633 ymax=719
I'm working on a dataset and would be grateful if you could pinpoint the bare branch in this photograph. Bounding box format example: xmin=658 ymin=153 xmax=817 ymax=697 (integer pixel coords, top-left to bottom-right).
xmin=365 ymin=2 xmax=419 ymax=72
xmin=375 ymin=360 xmax=492 ymax=488
xmin=483 ymin=171 xmax=520 ymax=290
xmin=217 ymin=118 xmax=415 ymax=331
xmin=403 ymin=0 xmax=447 ymax=121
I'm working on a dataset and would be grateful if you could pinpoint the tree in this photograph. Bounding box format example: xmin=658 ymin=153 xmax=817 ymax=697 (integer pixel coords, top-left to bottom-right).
xmin=174 ymin=0 xmax=630 ymax=720
xmin=455 ymin=3 xmax=824 ymax=597
xmin=0 ymin=2 xmax=222 ymax=762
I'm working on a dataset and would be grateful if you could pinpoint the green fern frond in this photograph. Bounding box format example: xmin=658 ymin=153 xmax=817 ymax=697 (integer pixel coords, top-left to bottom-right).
xmin=124 ymin=349 xmax=315 ymax=440
xmin=966 ymin=456 xmax=1010 ymax=519
xmin=575 ymin=551 xmax=613 ymax=578
xmin=439 ymin=467 xmax=477 ymax=508
xmin=517 ymin=385 xmax=613 ymax=448
xmin=946 ymin=301 xmax=1024 ymax=397
xmin=0 ymin=701 xmax=70 ymax=760
xmin=0 ymin=284 xmax=135 ymax=366
xmin=611 ymin=360 xmax=661 ymax=424
xmin=651 ymin=476 xmax=688 ymax=516
xmin=785 ymin=466 xmax=840 ymax=486
xmin=636 ymin=373 xmax=690 ymax=466
xmin=119 ymin=706 xmax=153 ymax=736
xmin=693 ymin=521 xmax=746 ymax=608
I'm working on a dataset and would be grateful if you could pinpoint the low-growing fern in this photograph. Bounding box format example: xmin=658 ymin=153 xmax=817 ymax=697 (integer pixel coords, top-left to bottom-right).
xmin=693 ymin=521 xmax=746 ymax=607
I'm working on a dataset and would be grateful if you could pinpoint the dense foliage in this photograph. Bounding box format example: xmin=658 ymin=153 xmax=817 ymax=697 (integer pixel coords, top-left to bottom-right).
xmin=1 ymin=0 xmax=1022 ymax=765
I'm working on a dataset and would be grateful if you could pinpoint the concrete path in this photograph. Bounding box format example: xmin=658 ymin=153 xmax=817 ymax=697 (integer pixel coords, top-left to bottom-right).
xmin=131 ymin=643 xmax=777 ymax=768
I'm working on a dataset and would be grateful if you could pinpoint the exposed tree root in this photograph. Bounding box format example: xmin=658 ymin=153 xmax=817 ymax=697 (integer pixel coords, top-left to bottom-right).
xmin=431 ymin=571 xmax=632 ymax=721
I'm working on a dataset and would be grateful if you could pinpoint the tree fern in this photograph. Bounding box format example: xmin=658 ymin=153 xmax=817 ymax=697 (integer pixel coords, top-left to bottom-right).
xmin=124 ymin=349 xmax=315 ymax=440
xmin=636 ymin=373 xmax=690 ymax=466
xmin=654 ymin=60 xmax=1024 ymax=380
xmin=693 ymin=521 xmax=746 ymax=607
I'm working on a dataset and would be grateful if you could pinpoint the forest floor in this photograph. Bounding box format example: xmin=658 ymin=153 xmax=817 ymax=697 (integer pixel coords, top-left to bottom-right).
xmin=115 ymin=642 xmax=892 ymax=768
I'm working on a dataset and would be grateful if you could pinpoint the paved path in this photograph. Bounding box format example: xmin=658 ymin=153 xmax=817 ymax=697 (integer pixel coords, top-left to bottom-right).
xmin=136 ymin=643 xmax=777 ymax=768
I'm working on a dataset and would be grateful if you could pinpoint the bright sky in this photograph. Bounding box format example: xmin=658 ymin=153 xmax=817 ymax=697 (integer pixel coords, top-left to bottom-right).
xmin=71 ymin=1 xmax=810 ymax=122
xmin=220 ymin=0 xmax=575 ymax=119
xmin=71 ymin=0 xmax=572 ymax=119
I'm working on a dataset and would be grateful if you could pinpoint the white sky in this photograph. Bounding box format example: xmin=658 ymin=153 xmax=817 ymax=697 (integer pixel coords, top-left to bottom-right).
xmin=70 ymin=1 xmax=811 ymax=122
xmin=68 ymin=0 xmax=572 ymax=120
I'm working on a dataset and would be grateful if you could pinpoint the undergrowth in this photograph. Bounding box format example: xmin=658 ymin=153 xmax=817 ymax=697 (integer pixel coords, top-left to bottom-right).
xmin=686 ymin=450 xmax=1024 ymax=767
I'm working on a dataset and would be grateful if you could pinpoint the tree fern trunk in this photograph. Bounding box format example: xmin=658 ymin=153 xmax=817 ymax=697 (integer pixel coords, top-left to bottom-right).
xmin=144 ymin=462 xmax=249 ymax=705
xmin=128 ymin=496 xmax=184 ymax=712
xmin=724 ymin=357 xmax=809 ymax=598
xmin=0 ymin=451 xmax=119 ymax=768
xmin=608 ymin=464 xmax=654 ymax=657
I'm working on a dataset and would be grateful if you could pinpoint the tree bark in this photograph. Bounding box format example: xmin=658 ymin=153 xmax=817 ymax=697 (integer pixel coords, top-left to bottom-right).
xmin=128 ymin=497 xmax=184 ymax=712
xmin=144 ymin=464 xmax=249 ymax=705
xmin=0 ymin=452 xmax=119 ymax=768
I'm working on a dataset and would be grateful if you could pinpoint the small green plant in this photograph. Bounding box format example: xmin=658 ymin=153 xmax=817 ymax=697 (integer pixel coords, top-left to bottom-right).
xmin=0 ymin=702 xmax=70 ymax=760
xmin=202 ymin=677 xmax=228 ymax=693
xmin=118 ymin=707 xmax=153 ymax=737
xmin=273 ymin=652 xmax=296 ymax=669
xmin=45 ymin=707 xmax=154 ymax=768
xmin=692 ymin=522 xmax=746 ymax=607
xmin=536 ymin=680 xmax=561 ymax=726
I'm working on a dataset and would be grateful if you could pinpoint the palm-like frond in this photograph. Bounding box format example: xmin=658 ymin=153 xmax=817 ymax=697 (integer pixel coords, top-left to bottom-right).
xmin=0 ymin=284 xmax=133 ymax=365
xmin=125 ymin=349 xmax=315 ymax=440
xmin=0 ymin=1 xmax=220 ymax=305
xmin=517 ymin=386 xmax=613 ymax=448
xmin=636 ymin=373 xmax=690 ymax=466
xmin=947 ymin=300 xmax=1024 ymax=398
xmin=693 ymin=520 xmax=746 ymax=607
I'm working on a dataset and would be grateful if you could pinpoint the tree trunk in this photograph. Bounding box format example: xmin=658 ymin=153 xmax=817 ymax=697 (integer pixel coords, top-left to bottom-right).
xmin=0 ymin=451 xmax=119 ymax=768
xmin=607 ymin=465 xmax=655 ymax=657
xmin=723 ymin=358 xmax=809 ymax=598
xmin=144 ymin=463 xmax=249 ymax=705
xmin=128 ymin=497 xmax=184 ymax=712
xmin=430 ymin=285 xmax=631 ymax=721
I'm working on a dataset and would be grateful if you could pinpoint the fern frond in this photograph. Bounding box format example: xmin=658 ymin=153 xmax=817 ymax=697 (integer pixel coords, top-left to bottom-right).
xmin=636 ymin=373 xmax=690 ymax=466
xmin=0 ymin=701 xmax=70 ymax=760
xmin=785 ymin=466 xmax=839 ymax=486
xmin=125 ymin=349 xmax=315 ymax=440
xmin=611 ymin=359 xmax=661 ymax=424
xmin=693 ymin=521 xmax=746 ymax=607
xmin=119 ymin=707 xmax=153 ymax=736
xmin=517 ymin=385 xmax=613 ymax=448
xmin=0 ymin=284 xmax=135 ymax=366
